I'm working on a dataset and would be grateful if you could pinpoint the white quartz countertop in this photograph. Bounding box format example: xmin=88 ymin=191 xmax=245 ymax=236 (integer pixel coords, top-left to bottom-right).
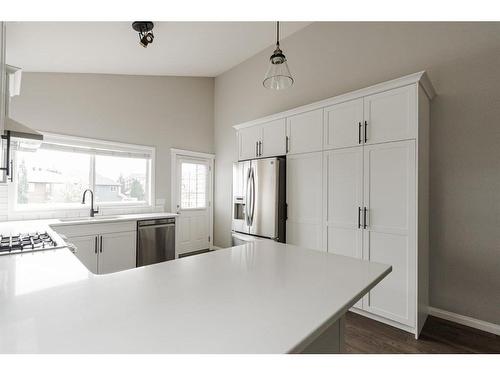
xmin=0 ymin=240 xmax=390 ymax=353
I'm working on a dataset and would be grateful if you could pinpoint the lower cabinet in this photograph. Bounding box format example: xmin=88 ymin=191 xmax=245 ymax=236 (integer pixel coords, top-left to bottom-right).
xmin=54 ymin=221 xmax=137 ymax=275
xmin=68 ymin=231 xmax=136 ymax=274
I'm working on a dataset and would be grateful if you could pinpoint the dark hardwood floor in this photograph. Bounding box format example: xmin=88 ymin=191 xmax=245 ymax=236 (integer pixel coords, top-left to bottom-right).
xmin=345 ymin=312 xmax=500 ymax=353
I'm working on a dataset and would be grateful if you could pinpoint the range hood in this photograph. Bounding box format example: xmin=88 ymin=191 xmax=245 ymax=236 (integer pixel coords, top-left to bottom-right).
xmin=3 ymin=64 xmax=43 ymax=144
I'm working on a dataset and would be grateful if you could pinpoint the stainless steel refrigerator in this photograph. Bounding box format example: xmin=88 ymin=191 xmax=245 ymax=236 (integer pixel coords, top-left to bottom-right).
xmin=231 ymin=156 xmax=286 ymax=242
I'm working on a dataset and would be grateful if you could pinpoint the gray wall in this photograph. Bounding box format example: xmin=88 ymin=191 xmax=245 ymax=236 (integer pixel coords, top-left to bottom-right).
xmin=10 ymin=72 xmax=214 ymax=210
xmin=214 ymin=22 xmax=500 ymax=324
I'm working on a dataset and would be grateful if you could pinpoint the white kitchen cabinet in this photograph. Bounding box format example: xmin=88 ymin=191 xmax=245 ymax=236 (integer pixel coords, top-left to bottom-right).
xmin=325 ymin=147 xmax=363 ymax=308
xmin=68 ymin=235 xmax=98 ymax=274
xmin=238 ymin=118 xmax=286 ymax=160
xmin=362 ymin=140 xmax=416 ymax=327
xmin=324 ymin=98 xmax=363 ymax=150
xmin=98 ymin=231 xmax=137 ymax=274
xmin=233 ymin=72 xmax=434 ymax=338
xmin=286 ymin=152 xmax=324 ymax=251
xmin=363 ymin=85 xmax=416 ymax=145
xmin=238 ymin=125 xmax=262 ymax=160
xmin=261 ymin=119 xmax=286 ymax=157
xmin=286 ymin=109 xmax=323 ymax=154
xmin=54 ymin=220 xmax=137 ymax=275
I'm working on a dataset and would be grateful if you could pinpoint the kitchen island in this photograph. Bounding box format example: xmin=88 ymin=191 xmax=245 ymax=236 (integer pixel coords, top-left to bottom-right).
xmin=0 ymin=239 xmax=390 ymax=353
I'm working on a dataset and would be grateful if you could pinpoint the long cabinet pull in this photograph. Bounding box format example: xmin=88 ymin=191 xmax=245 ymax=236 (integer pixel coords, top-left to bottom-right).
xmin=286 ymin=136 xmax=289 ymax=153
xmin=358 ymin=207 xmax=361 ymax=228
xmin=259 ymin=141 xmax=262 ymax=156
xmin=364 ymin=121 xmax=368 ymax=143
xmin=358 ymin=122 xmax=362 ymax=144
xmin=363 ymin=207 xmax=368 ymax=229
xmin=255 ymin=142 xmax=259 ymax=157
xmin=99 ymin=236 xmax=103 ymax=253
xmin=94 ymin=236 xmax=98 ymax=254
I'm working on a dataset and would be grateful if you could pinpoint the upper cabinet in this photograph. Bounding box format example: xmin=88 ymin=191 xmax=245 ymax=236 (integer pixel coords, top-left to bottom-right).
xmin=324 ymin=98 xmax=364 ymax=150
xmin=261 ymin=119 xmax=286 ymax=157
xmin=363 ymin=85 xmax=416 ymax=145
xmin=238 ymin=125 xmax=262 ymax=160
xmin=238 ymin=118 xmax=286 ymax=160
xmin=286 ymin=109 xmax=323 ymax=154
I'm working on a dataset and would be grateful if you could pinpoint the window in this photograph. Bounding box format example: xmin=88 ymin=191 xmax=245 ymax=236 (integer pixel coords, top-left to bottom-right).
xmin=180 ymin=161 xmax=207 ymax=209
xmin=12 ymin=134 xmax=154 ymax=211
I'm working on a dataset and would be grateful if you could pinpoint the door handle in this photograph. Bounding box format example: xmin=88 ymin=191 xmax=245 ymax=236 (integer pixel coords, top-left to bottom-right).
xmin=358 ymin=207 xmax=361 ymax=228
xmin=250 ymin=168 xmax=256 ymax=225
xmin=256 ymin=141 xmax=259 ymax=157
xmin=94 ymin=236 xmax=98 ymax=254
xmin=176 ymin=204 xmax=180 ymax=214
xmin=259 ymin=141 xmax=262 ymax=157
xmin=364 ymin=121 xmax=368 ymax=143
xmin=358 ymin=122 xmax=362 ymax=144
xmin=286 ymin=136 xmax=289 ymax=153
xmin=99 ymin=236 xmax=103 ymax=253
xmin=363 ymin=207 xmax=368 ymax=229
xmin=245 ymin=168 xmax=251 ymax=226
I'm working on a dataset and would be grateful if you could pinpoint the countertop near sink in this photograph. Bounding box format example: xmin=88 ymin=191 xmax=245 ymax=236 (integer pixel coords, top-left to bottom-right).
xmin=50 ymin=212 xmax=178 ymax=227
xmin=0 ymin=212 xmax=177 ymax=249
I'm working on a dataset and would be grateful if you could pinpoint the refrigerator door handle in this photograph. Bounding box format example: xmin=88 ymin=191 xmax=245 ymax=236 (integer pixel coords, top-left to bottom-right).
xmin=250 ymin=168 xmax=255 ymax=225
xmin=245 ymin=167 xmax=251 ymax=226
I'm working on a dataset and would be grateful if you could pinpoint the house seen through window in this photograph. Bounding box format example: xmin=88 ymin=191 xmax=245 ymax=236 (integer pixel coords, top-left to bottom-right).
xmin=13 ymin=135 xmax=153 ymax=210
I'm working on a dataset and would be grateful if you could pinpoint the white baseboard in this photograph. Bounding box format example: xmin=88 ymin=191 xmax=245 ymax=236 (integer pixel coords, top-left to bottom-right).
xmin=428 ymin=306 xmax=500 ymax=336
xmin=210 ymin=246 xmax=222 ymax=250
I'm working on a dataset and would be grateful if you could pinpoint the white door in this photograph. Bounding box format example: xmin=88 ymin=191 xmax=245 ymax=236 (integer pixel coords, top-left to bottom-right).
xmin=286 ymin=109 xmax=323 ymax=154
xmin=98 ymin=231 xmax=137 ymax=274
xmin=261 ymin=119 xmax=286 ymax=157
xmin=286 ymin=152 xmax=324 ymax=251
xmin=362 ymin=140 xmax=416 ymax=327
xmin=363 ymin=85 xmax=416 ymax=144
xmin=238 ymin=126 xmax=261 ymax=160
xmin=175 ymin=156 xmax=211 ymax=255
xmin=324 ymin=98 xmax=364 ymax=150
xmin=69 ymin=235 xmax=98 ymax=274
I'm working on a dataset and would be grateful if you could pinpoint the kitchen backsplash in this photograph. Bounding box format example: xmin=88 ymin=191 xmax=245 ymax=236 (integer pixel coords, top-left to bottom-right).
xmin=0 ymin=183 xmax=165 ymax=222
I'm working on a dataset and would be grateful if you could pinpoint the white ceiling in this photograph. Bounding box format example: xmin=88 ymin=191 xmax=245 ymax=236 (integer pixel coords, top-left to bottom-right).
xmin=6 ymin=22 xmax=310 ymax=77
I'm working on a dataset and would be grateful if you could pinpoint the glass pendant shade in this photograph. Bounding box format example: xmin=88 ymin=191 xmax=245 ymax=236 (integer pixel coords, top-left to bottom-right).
xmin=263 ymin=47 xmax=294 ymax=90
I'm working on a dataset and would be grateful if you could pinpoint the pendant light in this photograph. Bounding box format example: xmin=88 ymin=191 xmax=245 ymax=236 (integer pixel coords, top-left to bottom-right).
xmin=263 ymin=21 xmax=294 ymax=90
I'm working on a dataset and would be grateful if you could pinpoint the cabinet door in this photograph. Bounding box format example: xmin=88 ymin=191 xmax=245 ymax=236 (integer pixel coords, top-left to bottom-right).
xmin=363 ymin=85 xmax=416 ymax=144
xmin=324 ymin=98 xmax=364 ymax=150
xmin=286 ymin=152 xmax=324 ymax=251
xmin=98 ymin=231 xmax=137 ymax=274
xmin=68 ymin=235 xmax=98 ymax=274
xmin=326 ymin=147 xmax=363 ymax=308
xmin=286 ymin=109 xmax=323 ymax=154
xmin=261 ymin=119 xmax=286 ymax=157
xmin=362 ymin=140 xmax=416 ymax=326
xmin=238 ymin=126 xmax=261 ymax=160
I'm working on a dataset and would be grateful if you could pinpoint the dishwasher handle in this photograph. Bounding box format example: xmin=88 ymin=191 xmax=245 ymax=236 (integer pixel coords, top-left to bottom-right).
xmin=138 ymin=218 xmax=175 ymax=227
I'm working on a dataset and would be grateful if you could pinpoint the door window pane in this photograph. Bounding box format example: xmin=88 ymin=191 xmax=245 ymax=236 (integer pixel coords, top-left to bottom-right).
xmin=181 ymin=162 xmax=207 ymax=209
xmin=15 ymin=148 xmax=91 ymax=207
xmin=94 ymin=155 xmax=149 ymax=203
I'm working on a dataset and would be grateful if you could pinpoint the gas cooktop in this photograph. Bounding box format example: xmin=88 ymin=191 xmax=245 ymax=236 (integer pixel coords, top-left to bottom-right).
xmin=0 ymin=232 xmax=58 ymax=255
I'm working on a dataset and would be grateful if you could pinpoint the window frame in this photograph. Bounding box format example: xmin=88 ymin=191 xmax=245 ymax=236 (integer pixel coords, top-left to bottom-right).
xmin=8 ymin=132 xmax=155 ymax=213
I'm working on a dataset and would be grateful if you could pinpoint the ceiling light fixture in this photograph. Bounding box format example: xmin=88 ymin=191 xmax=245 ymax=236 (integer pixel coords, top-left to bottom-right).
xmin=132 ymin=21 xmax=155 ymax=48
xmin=263 ymin=21 xmax=294 ymax=90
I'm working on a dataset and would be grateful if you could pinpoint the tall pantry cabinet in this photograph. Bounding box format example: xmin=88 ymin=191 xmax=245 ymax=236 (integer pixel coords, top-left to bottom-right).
xmin=234 ymin=72 xmax=435 ymax=338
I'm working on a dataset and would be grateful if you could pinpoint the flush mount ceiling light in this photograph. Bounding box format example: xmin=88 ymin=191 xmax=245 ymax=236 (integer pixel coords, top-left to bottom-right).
xmin=263 ymin=21 xmax=294 ymax=90
xmin=132 ymin=21 xmax=155 ymax=48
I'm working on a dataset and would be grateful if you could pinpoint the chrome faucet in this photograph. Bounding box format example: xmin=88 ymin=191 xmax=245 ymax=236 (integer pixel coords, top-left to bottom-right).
xmin=82 ymin=189 xmax=99 ymax=217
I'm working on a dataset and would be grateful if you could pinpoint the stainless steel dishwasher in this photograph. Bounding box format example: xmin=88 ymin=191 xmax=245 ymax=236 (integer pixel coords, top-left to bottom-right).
xmin=137 ymin=218 xmax=175 ymax=266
